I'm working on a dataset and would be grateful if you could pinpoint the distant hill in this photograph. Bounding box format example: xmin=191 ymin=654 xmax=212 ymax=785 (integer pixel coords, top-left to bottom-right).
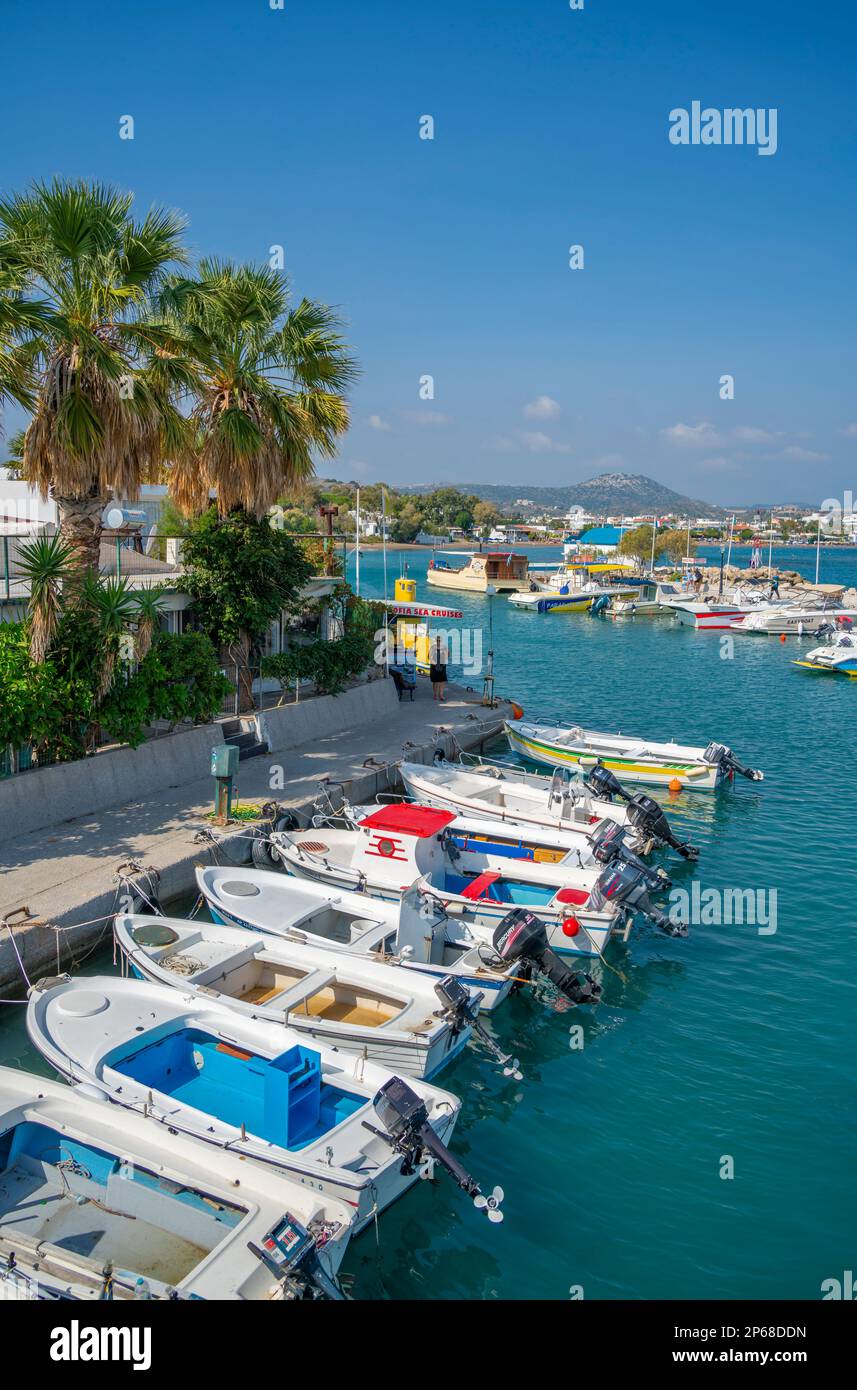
xmin=400 ymin=472 xmax=725 ymax=517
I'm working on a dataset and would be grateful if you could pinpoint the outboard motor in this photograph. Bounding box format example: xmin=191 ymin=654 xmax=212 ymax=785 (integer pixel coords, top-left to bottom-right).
xmin=702 ymin=741 xmax=764 ymax=783
xmin=585 ymin=763 xmax=630 ymax=803
xmin=625 ymin=793 xmax=699 ymax=861
xmin=492 ymin=909 xmax=601 ymax=1005
xmin=586 ymin=765 xmax=699 ymax=860
xmin=249 ymin=1212 xmax=347 ymax=1300
xmin=589 ymin=820 xmax=672 ymax=891
xmin=368 ymin=1077 xmax=505 ymax=1222
xmin=590 ymin=860 xmax=684 ymax=937
xmin=433 ymin=976 xmax=522 ymax=1079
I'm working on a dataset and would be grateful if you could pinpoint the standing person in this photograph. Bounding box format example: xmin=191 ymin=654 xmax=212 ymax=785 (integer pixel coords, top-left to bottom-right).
xmin=429 ymin=634 xmax=448 ymax=702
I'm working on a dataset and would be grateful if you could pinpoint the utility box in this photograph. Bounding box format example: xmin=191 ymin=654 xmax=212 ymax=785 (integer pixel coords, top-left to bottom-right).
xmin=211 ymin=744 xmax=239 ymax=779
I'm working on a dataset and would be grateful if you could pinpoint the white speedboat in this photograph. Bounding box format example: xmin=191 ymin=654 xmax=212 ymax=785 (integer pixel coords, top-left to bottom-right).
xmin=194 ymin=871 xmax=518 ymax=1011
xmin=271 ymin=802 xmax=677 ymax=960
xmin=345 ymin=799 xmax=603 ymax=868
xmin=398 ymin=758 xmax=699 ymax=859
xmin=608 ymin=579 xmax=686 ymax=616
xmin=506 ymin=718 xmax=763 ymax=790
xmin=0 ymin=1064 xmax=352 ymax=1301
xmin=27 ymin=975 xmax=502 ymax=1234
xmin=114 ymin=912 xmax=476 ymax=1080
xmin=732 ymin=607 xmax=857 ymax=636
xmin=793 ymin=631 xmax=857 ymax=677
xmin=509 ymin=561 xmax=638 ymax=613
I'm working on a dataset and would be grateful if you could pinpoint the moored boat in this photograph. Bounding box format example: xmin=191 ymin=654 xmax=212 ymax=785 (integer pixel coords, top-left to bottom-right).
xmin=505 ymin=718 xmax=763 ymax=790
xmin=195 ymin=871 xmax=518 ymax=1010
xmin=271 ymin=802 xmax=679 ymax=958
xmin=0 ymin=1064 xmax=353 ymax=1301
xmin=427 ymin=551 xmax=530 ymax=593
xmin=27 ymin=974 xmax=501 ymax=1233
xmin=114 ymin=913 xmax=478 ymax=1080
xmin=793 ymin=631 xmax=857 ymax=677
xmin=398 ymin=758 xmax=700 ymax=860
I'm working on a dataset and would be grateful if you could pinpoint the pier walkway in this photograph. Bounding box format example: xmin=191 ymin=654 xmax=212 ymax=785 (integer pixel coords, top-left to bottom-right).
xmin=0 ymin=680 xmax=512 ymax=991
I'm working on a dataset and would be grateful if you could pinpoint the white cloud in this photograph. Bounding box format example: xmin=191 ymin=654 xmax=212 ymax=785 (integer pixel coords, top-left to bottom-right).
xmin=840 ymin=423 xmax=857 ymax=438
xmin=367 ymin=414 xmax=392 ymax=432
xmin=662 ymin=422 xmax=722 ymax=448
xmin=521 ymin=431 xmax=573 ymax=454
xmin=733 ymin=426 xmax=778 ymax=443
xmin=778 ymin=445 xmax=828 ymax=463
xmin=399 ymin=410 xmax=451 ymax=427
xmin=523 ymin=395 xmax=561 ymax=421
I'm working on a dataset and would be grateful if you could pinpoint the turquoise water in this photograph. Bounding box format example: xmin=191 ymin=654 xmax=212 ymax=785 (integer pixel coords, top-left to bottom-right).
xmin=2 ymin=542 xmax=855 ymax=1300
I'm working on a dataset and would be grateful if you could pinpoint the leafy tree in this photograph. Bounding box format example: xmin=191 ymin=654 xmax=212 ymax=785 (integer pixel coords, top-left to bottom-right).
xmin=0 ymin=179 xmax=189 ymax=574
xmin=159 ymin=260 xmax=357 ymax=516
xmin=180 ymin=506 xmax=313 ymax=707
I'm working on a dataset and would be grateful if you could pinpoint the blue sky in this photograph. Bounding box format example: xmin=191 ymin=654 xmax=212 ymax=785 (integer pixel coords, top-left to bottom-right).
xmin=2 ymin=0 xmax=855 ymax=505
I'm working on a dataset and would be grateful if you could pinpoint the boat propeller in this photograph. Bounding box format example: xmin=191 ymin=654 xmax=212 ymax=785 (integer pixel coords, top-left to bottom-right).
xmin=368 ymin=1077 xmax=505 ymax=1222
xmin=492 ymin=909 xmax=602 ymax=1006
xmin=702 ymin=742 xmax=764 ymax=783
xmin=585 ymin=764 xmax=700 ymax=860
xmin=433 ymin=975 xmax=523 ymax=1079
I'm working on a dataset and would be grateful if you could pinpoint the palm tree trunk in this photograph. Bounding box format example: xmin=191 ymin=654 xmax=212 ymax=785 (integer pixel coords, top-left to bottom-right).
xmin=55 ymin=484 xmax=105 ymax=576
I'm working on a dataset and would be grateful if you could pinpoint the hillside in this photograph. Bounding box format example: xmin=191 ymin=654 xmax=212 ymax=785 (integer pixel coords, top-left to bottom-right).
xmin=399 ymin=472 xmax=724 ymax=517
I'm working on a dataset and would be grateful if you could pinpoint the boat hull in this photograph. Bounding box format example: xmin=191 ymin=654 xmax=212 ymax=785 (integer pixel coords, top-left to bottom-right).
xmin=505 ymin=725 xmax=720 ymax=789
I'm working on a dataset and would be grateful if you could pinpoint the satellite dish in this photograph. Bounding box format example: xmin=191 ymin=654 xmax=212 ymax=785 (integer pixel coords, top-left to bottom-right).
xmin=103 ymin=506 xmax=125 ymax=529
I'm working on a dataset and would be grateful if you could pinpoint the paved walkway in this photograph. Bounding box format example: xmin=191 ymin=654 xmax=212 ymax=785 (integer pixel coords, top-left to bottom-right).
xmin=0 ymin=684 xmax=510 ymax=989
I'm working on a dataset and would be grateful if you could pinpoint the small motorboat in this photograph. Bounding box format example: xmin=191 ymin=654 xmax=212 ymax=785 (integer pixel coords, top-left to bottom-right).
xmin=272 ymin=802 xmax=678 ymax=958
xmin=793 ymin=630 xmax=857 ymax=677
xmin=114 ymin=912 xmax=479 ymax=1080
xmin=0 ymin=1064 xmax=353 ymax=1301
xmin=733 ymin=607 xmax=857 ymax=636
xmin=194 ymin=871 xmax=518 ymax=1010
xmin=27 ymin=975 xmax=504 ymax=1234
xmin=506 ymin=719 xmax=763 ymax=790
xmin=398 ymin=758 xmax=699 ymax=859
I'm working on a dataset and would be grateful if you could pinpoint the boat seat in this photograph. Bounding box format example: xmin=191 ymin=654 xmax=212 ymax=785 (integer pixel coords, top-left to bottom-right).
xmin=554 ymin=887 xmax=590 ymax=906
xmin=460 ymin=871 xmax=502 ymax=900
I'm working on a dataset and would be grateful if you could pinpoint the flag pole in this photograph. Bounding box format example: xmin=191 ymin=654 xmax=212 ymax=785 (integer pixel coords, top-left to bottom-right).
xmin=355 ymin=486 xmax=361 ymax=596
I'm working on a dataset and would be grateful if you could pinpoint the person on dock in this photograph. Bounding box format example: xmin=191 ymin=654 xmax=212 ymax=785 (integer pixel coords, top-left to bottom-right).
xmin=430 ymin=635 xmax=448 ymax=702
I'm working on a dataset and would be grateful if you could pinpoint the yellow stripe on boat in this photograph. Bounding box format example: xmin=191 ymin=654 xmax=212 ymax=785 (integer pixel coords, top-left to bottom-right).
xmin=508 ymin=731 xmax=700 ymax=780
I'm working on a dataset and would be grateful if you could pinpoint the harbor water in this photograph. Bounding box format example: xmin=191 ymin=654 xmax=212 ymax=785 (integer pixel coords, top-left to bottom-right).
xmin=2 ymin=544 xmax=855 ymax=1299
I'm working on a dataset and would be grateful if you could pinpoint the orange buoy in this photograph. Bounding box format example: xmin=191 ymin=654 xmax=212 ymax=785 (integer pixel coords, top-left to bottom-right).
xmin=510 ymin=701 xmax=525 ymax=719
xmin=669 ymin=777 xmax=682 ymax=793
xmin=780 ymin=633 xmax=787 ymax=643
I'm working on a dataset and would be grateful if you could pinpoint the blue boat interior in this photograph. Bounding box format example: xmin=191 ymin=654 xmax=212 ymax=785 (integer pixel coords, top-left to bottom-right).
xmin=109 ymin=1029 xmax=364 ymax=1150
xmin=448 ymin=833 xmax=534 ymax=861
xmin=444 ymin=872 xmax=556 ymax=906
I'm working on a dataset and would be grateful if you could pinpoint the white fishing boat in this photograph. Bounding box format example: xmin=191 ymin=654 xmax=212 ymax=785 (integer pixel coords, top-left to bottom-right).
xmin=506 ymin=718 xmax=764 ymax=790
xmin=27 ymin=975 xmax=504 ymax=1233
xmin=114 ymin=912 xmax=477 ymax=1080
xmin=195 ymin=871 xmax=518 ymax=1010
xmin=271 ymin=802 xmax=678 ymax=959
xmin=398 ymin=758 xmax=699 ymax=859
xmin=0 ymin=1064 xmax=353 ymax=1301
xmin=427 ymin=551 xmax=530 ymax=593
xmin=608 ymin=579 xmax=686 ymax=616
xmin=731 ymin=607 xmax=857 ymax=636
xmin=344 ymin=799 xmax=604 ymax=868
xmin=793 ymin=630 xmax=857 ymax=677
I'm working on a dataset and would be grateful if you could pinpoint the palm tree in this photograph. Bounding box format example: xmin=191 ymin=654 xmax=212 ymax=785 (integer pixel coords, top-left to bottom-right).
xmin=132 ymin=588 xmax=165 ymax=662
xmin=77 ymin=572 xmax=140 ymax=700
xmin=0 ymin=179 xmax=191 ymax=575
xmin=16 ymin=532 xmax=74 ymax=661
xmin=160 ymin=260 xmax=357 ymax=515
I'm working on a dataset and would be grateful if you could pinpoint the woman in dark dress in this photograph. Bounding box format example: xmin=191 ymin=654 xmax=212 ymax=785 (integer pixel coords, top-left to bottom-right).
xmin=429 ymin=636 xmax=447 ymax=702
